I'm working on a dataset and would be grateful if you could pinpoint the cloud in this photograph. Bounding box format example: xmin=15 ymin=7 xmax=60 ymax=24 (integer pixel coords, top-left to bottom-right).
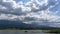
xmin=0 ymin=0 xmax=60 ymax=27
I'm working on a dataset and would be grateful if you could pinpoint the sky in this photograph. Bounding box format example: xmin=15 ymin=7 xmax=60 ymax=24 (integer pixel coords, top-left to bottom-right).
xmin=0 ymin=0 xmax=60 ymax=27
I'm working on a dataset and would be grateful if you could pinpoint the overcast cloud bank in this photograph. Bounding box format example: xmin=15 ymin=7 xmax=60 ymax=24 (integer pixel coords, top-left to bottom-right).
xmin=0 ymin=0 xmax=60 ymax=27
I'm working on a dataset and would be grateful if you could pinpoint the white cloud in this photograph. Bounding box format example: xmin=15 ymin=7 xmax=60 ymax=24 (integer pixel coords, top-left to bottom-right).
xmin=0 ymin=0 xmax=60 ymax=27
xmin=0 ymin=5 xmax=7 ymax=10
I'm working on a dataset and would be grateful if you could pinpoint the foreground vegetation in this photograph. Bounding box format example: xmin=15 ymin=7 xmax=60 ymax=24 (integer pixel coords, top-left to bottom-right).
xmin=47 ymin=29 xmax=60 ymax=33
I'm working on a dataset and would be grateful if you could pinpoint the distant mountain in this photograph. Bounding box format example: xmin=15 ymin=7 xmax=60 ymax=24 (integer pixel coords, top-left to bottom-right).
xmin=0 ymin=20 xmax=59 ymax=29
xmin=0 ymin=20 xmax=27 ymax=28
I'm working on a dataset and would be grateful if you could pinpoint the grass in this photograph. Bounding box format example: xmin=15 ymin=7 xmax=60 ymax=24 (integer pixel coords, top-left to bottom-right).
xmin=47 ymin=29 xmax=60 ymax=33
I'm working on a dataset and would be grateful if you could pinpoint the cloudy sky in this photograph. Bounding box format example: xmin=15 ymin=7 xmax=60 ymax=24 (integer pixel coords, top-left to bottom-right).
xmin=0 ymin=0 xmax=60 ymax=27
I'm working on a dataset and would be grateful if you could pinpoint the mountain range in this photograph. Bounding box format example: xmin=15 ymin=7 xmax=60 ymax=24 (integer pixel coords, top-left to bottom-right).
xmin=0 ymin=20 xmax=59 ymax=29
